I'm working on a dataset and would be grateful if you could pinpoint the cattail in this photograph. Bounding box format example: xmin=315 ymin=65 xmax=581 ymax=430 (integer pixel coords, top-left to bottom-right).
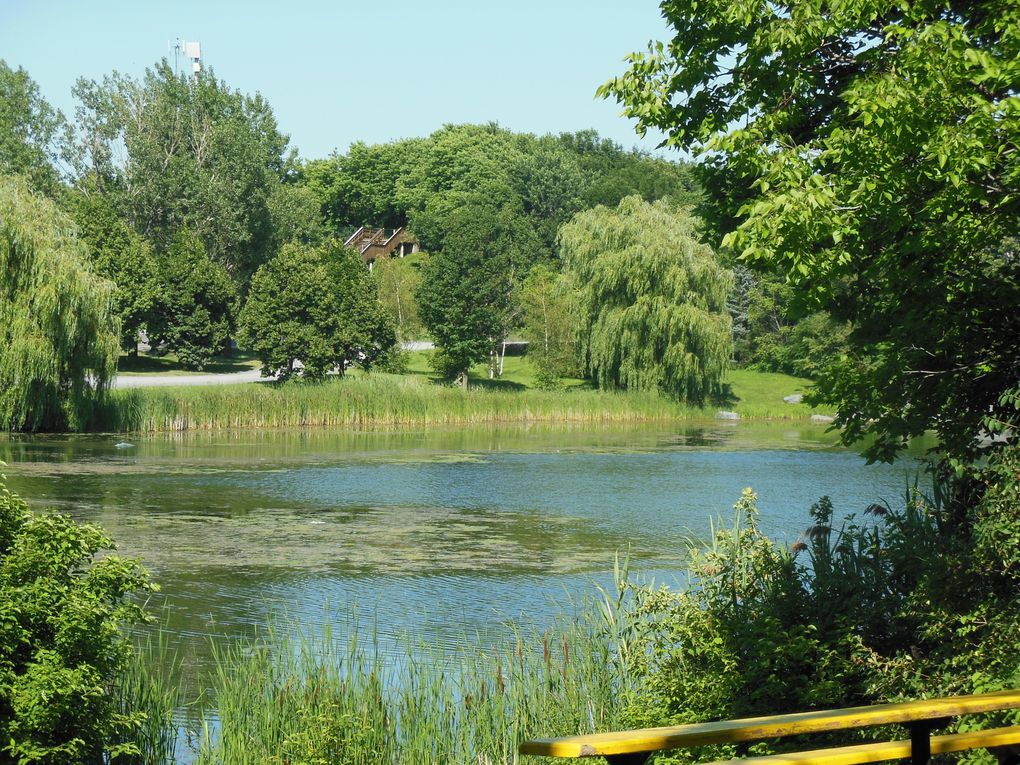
xmin=805 ymin=524 xmax=831 ymax=539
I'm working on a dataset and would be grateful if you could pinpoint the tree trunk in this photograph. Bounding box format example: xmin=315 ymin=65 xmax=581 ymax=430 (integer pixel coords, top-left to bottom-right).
xmin=460 ymin=369 xmax=470 ymax=390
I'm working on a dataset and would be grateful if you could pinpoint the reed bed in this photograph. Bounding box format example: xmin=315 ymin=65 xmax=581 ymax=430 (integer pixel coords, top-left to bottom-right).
xmin=121 ymin=613 xmax=634 ymax=765
xmin=93 ymin=374 xmax=694 ymax=433
xmin=92 ymin=371 xmax=822 ymax=434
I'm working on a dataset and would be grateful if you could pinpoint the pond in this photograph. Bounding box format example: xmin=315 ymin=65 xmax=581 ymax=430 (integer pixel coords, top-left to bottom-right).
xmin=0 ymin=422 xmax=932 ymax=673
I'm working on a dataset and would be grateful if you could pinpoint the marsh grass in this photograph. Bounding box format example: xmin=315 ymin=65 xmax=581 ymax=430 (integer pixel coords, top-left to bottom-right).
xmin=114 ymin=632 xmax=182 ymax=764
xmin=94 ymin=369 xmax=825 ymax=433
xmin=123 ymin=611 xmax=633 ymax=765
xmin=95 ymin=374 xmax=687 ymax=432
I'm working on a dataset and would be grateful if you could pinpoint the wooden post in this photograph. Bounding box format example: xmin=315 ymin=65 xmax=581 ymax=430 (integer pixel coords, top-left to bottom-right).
xmin=604 ymin=755 xmax=650 ymax=765
xmin=911 ymin=717 xmax=951 ymax=765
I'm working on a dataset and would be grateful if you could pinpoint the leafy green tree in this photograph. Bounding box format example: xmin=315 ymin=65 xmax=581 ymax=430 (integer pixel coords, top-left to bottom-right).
xmin=397 ymin=124 xmax=529 ymax=253
xmin=733 ymin=273 xmax=850 ymax=379
xmin=73 ymin=61 xmax=291 ymax=281
xmin=0 ymin=475 xmax=154 ymax=764
xmin=149 ymin=230 xmax=237 ymax=370
xmin=417 ymin=203 xmax=543 ymax=387
xmin=238 ymin=242 xmax=395 ymax=381
xmin=0 ymin=175 xmax=119 ymax=432
xmin=268 ymin=182 xmax=327 ymax=251
xmin=601 ymin=0 xmax=1020 ymax=461
xmin=303 ymin=138 xmax=425 ymax=233
xmin=520 ymin=264 xmax=580 ymax=387
xmin=0 ymin=61 xmax=69 ymax=196
xmin=68 ymin=187 xmax=161 ymax=353
xmin=559 ymin=196 xmax=732 ymax=402
xmin=371 ymin=251 xmax=427 ymax=342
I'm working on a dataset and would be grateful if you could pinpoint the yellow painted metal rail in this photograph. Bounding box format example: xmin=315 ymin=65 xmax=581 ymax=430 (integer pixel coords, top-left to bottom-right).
xmin=519 ymin=689 xmax=1020 ymax=765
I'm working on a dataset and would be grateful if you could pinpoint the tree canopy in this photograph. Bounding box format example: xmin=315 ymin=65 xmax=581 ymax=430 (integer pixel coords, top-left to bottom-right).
xmin=417 ymin=202 xmax=542 ymax=385
xmin=149 ymin=230 xmax=237 ymax=370
xmin=69 ymin=187 xmax=161 ymax=353
xmin=559 ymin=196 xmax=733 ymax=402
xmin=0 ymin=61 xmax=69 ymax=196
xmin=0 ymin=175 xmax=119 ymax=431
xmin=601 ymin=0 xmax=1020 ymax=460
xmin=238 ymin=242 xmax=395 ymax=381
xmin=73 ymin=62 xmax=292 ymax=281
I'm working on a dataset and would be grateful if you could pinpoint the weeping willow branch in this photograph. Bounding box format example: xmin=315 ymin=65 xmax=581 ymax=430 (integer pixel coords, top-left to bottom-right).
xmin=0 ymin=174 xmax=120 ymax=431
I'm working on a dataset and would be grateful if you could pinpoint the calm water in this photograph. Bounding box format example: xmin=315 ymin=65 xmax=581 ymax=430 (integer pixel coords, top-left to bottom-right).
xmin=1 ymin=422 xmax=932 ymax=670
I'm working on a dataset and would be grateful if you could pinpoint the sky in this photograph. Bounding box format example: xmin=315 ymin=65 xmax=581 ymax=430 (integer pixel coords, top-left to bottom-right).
xmin=0 ymin=0 xmax=678 ymax=160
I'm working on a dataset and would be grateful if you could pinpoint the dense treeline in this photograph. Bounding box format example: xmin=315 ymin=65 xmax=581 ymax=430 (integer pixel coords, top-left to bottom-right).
xmin=3 ymin=55 xmax=747 ymax=429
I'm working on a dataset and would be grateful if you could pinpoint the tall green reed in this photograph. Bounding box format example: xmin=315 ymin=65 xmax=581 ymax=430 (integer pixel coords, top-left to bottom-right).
xmin=91 ymin=374 xmax=697 ymax=433
xmin=122 ymin=605 xmax=635 ymax=765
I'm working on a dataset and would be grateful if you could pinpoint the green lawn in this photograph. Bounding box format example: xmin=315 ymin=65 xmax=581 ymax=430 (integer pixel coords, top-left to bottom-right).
xmin=399 ymin=349 xmax=827 ymax=416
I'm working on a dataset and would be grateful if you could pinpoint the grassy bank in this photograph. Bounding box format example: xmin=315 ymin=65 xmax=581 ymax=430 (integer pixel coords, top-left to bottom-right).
xmin=93 ymin=366 xmax=824 ymax=433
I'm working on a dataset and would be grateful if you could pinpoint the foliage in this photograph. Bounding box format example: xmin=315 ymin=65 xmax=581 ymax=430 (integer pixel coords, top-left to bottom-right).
xmin=559 ymin=196 xmax=733 ymax=403
xmin=73 ymin=61 xmax=292 ymax=281
xmin=238 ymin=242 xmax=395 ymax=381
xmin=558 ymin=130 xmax=703 ymax=211
xmin=520 ymin=264 xmax=581 ymax=388
xmin=68 ymin=186 xmax=161 ymax=353
xmin=417 ymin=202 xmax=543 ymax=385
xmin=303 ymin=124 xmax=698 ymax=254
xmin=303 ymin=138 xmax=425 ymax=232
xmin=149 ymin=230 xmax=237 ymax=371
xmin=734 ymin=273 xmax=850 ymax=378
xmin=0 ymin=175 xmax=119 ymax=431
xmin=371 ymin=251 xmax=427 ymax=341
xmin=0 ymin=61 xmax=69 ymax=196
xmin=601 ymin=0 xmax=1020 ymax=461
xmin=0 ymin=475 xmax=155 ymax=764
xmin=621 ymin=447 xmax=1020 ymax=763
xmin=267 ymin=181 xmax=327 ymax=251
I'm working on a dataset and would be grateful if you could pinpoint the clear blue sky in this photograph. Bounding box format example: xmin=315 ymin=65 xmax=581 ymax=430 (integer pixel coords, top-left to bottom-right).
xmin=1 ymin=0 xmax=676 ymax=160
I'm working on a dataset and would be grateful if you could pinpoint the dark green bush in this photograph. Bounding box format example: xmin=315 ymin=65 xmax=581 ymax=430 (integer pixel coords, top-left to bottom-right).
xmin=621 ymin=448 xmax=1020 ymax=763
xmin=0 ymin=475 xmax=155 ymax=764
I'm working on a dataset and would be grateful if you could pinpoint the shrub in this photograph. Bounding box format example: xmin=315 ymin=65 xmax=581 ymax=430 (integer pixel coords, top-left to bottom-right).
xmin=622 ymin=449 xmax=1020 ymax=762
xmin=0 ymin=474 xmax=155 ymax=764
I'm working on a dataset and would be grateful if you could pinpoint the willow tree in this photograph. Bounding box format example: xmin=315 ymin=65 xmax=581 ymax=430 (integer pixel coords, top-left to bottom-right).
xmin=0 ymin=175 xmax=119 ymax=431
xmin=559 ymin=196 xmax=732 ymax=402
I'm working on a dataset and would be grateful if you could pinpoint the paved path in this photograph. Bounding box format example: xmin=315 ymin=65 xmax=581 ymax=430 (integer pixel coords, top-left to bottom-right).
xmin=112 ymin=368 xmax=270 ymax=389
xmin=112 ymin=341 xmax=435 ymax=389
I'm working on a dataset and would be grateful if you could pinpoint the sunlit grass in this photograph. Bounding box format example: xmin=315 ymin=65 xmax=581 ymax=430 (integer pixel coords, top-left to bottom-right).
xmin=96 ymin=352 xmax=830 ymax=433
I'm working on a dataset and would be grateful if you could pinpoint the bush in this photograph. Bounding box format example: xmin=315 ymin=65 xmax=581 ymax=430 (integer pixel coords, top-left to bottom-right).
xmin=0 ymin=474 xmax=155 ymax=764
xmin=621 ymin=450 xmax=1020 ymax=762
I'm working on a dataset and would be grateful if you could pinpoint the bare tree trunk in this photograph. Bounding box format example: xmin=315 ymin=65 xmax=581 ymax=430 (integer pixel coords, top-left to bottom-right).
xmin=460 ymin=369 xmax=469 ymax=390
xmin=499 ymin=339 xmax=507 ymax=376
